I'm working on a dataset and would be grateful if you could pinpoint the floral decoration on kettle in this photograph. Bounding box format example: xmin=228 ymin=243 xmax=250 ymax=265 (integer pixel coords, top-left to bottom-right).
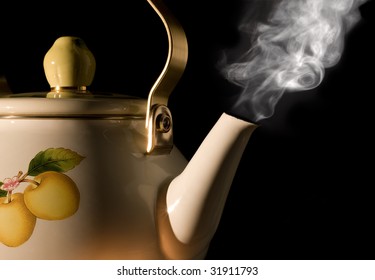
xmin=0 ymin=148 xmax=84 ymax=247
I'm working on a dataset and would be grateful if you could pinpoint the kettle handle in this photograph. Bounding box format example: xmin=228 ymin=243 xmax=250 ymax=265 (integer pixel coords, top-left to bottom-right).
xmin=145 ymin=0 xmax=188 ymax=154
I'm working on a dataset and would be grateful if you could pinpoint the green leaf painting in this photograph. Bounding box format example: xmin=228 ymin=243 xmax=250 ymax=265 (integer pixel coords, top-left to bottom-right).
xmin=0 ymin=183 xmax=6 ymax=197
xmin=27 ymin=148 xmax=85 ymax=176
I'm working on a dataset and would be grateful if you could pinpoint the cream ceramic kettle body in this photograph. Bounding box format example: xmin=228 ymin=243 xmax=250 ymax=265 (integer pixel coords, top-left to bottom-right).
xmin=0 ymin=105 xmax=189 ymax=259
xmin=0 ymin=103 xmax=256 ymax=260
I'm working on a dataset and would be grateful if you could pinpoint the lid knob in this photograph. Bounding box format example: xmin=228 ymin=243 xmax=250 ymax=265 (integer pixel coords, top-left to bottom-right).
xmin=43 ymin=36 xmax=96 ymax=97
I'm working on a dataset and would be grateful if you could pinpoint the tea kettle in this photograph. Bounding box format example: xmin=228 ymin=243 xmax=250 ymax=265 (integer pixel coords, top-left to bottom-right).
xmin=0 ymin=0 xmax=257 ymax=259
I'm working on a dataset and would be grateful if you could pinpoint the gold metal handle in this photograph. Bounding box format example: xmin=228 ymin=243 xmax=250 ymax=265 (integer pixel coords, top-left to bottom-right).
xmin=146 ymin=0 xmax=188 ymax=154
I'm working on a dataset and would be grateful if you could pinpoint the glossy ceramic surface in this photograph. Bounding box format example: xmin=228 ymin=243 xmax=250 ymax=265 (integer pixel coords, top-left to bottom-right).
xmin=0 ymin=115 xmax=188 ymax=259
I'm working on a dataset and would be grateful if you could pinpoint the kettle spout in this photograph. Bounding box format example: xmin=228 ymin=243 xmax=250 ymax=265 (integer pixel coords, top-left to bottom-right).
xmin=159 ymin=113 xmax=257 ymax=259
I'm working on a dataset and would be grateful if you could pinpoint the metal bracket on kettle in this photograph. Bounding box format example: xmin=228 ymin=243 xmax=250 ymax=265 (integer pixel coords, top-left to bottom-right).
xmin=145 ymin=0 xmax=188 ymax=155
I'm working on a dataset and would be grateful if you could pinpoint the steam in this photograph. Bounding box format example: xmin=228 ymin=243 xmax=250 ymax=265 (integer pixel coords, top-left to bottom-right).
xmin=220 ymin=0 xmax=368 ymax=122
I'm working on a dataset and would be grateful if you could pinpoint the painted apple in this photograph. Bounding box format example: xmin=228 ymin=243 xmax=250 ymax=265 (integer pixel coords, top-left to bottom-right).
xmin=24 ymin=171 xmax=80 ymax=220
xmin=0 ymin=193 xmax=37 ymax=247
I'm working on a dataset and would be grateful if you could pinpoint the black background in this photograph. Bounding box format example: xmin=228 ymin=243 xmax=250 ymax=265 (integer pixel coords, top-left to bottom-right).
xmin=1 ymin=0 xmax=374 ymax=260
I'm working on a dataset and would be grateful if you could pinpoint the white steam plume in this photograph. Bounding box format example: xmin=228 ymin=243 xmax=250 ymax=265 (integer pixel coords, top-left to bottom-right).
xmin=221 ymin=0 xmax=368 ymax=122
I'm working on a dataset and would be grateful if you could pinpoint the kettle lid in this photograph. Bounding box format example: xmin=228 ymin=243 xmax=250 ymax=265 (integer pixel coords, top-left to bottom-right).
xmin=0 ymin=36 xmax=147 ymax=118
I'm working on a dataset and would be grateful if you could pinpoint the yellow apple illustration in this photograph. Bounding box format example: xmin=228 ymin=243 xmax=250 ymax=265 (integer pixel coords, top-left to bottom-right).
xmin=0 ymin=193 xmax=37 ymax=247
xmin=24 ymin=171 xmax=80 ymax=220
